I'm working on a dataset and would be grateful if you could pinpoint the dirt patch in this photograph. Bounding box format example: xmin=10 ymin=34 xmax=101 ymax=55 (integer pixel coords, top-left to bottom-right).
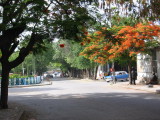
xmin=0 ymin=102 xmax=23 ymax=120
xmin=0 ymin=102 xmax=37 ymax=120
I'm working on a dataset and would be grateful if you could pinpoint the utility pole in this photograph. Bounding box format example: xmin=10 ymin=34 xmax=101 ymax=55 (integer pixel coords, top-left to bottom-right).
xmin=32 ymin=55 xmax=36 ymax=75
xmin=22 ymin=63 xmax=25 ymax=76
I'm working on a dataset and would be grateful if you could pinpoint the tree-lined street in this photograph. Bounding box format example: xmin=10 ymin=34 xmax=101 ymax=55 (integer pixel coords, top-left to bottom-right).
xmin=9 ymin=79 xmax=160 ymax=120
xmin=1 ymin=0 xmax=160 ymax=109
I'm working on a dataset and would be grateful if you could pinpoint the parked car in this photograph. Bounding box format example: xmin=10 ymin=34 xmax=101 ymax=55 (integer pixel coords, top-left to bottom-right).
xmin=52 ymin=72 xmax=62 ymax=77
xmin=104 ymin=71 xmax=129 ymax=82
xmin=46 ymin=74 xmax=53 ymax=78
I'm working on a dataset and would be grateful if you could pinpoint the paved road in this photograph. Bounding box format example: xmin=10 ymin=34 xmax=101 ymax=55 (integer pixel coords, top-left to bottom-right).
xmin=9 ymin=79 xmax=160 ymax=120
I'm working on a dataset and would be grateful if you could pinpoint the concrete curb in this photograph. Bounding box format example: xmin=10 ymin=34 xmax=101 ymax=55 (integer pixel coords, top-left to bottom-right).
xmin=8 ymin=82 xmax=52 ymax=88
xmin=118 ymin=85 xmax=155 ymax=93
xmin=0 ymin=82 xmax=52 ymax=88
xmin=16 ymin=109 xmax=24 ymax=120
xmin=114 ymin=84 xmax=160 ymax=94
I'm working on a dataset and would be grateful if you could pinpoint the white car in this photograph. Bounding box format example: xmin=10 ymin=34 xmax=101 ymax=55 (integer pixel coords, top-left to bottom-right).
xmin=53 ymin=72 xmax=61 ymax=77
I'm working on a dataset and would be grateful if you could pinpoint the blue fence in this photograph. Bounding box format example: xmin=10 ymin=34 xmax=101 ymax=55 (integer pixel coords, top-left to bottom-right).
xmin=0 ymin=76 xmax=43 ymax=86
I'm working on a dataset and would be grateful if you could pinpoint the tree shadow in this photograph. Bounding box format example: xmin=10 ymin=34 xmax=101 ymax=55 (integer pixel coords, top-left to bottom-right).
xmin=8 ymin=86 xmax=63 ymax=93
xmin=9 ymin=92 xmax=160 ymax=120
xmin=50 ymin=77 xmax=81 ymax=81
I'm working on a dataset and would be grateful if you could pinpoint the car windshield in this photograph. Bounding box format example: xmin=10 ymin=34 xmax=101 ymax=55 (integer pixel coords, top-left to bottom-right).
xmin=112 ymin=71 xmax=127 ymax=75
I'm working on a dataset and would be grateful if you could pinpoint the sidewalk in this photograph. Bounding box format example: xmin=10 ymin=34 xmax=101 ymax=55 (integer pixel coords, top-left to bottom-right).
xmin=112 ymin=81 xmax=160 ymax=94
xmin=0 ymin=81 xmax=52 ymax=120
xmin=0 ymin=102 xmax=24 ymax=120
xmin=82 ymin=78 xmax=160 ymax=94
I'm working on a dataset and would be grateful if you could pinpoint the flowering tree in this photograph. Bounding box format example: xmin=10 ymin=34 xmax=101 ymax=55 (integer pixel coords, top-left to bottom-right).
xmin=80 ymin=22 xmax=160 ymax=83
xmin=110 ymin=23 xmax=160 ymax=59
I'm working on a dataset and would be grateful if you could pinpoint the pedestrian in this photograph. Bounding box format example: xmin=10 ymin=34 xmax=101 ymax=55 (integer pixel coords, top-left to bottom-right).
xmin=110 ymin=68 xmax=116 ymax=84
xmin=131 ymin=67 xmax=137 ymax=85
xmin=147 ymin=72 xmax=158 ymax=85
xmin=112 ymin=75 xmax=116 ymax=84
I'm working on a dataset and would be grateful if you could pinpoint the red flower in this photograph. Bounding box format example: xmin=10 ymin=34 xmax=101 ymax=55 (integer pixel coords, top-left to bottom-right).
xmin=59 ymin=44 xmax=65 ymax=48
xmin=80 ymin=42 xmax=84 ymax=46
xmin=43 ymin=8 xmax=49 ymax=14
xmin=87 ymin=40 xmax=90 ymax=43
xmin=84 ymin=32 xmax=88 ymax=35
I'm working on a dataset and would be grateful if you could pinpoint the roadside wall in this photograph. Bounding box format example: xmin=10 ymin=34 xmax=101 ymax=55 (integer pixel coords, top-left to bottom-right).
xmin=137 ymin=54 xmax=153 ymax=84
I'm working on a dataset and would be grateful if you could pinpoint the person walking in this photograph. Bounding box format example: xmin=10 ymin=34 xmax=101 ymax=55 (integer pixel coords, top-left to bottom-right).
xmin=110 ymin=68 xmax=116 ymax=84
xmin=131 ymin=67 xmax=137 ymax=85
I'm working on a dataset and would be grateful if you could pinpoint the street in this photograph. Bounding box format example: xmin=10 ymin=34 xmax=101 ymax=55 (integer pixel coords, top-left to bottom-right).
xmin=9 ymin=78 xmax=160 ymax=120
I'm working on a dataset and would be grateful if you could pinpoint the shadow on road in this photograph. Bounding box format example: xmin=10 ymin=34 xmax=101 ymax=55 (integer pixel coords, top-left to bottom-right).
xmin=10 ymin=91 xmax=160 ymax=120
xmin=50 ymin=77 xmax=81 ymax=81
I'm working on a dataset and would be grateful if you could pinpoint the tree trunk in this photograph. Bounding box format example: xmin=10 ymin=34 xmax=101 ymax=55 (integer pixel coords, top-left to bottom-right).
xmin=112 ymin=62 xmax=116 ymax=84
xmin=0 ymin=63 xmax=10 ymax=109
xmin=82 ymin=69 xmax=85 ymax=78
xmin=89 ymin=68 xmax=92 ymax=78
xmin=94 ymin=66 xmax=98 ymax=80
xmin=86 ymin=69 xmax=90 ymax=78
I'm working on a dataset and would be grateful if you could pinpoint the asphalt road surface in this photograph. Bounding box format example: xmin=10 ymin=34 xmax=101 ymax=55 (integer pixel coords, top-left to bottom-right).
xmin=9 ymin=78 xmax=160 ymax=120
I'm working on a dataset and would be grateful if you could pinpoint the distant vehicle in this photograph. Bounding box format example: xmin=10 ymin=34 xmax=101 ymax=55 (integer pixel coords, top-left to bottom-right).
xmin=46 ymin=74 xmax=53 ymax=78
xmin=104 ymin=71 xmax=129 ymax=82
xmin=52 ymin=72 xmax=62 ymax=77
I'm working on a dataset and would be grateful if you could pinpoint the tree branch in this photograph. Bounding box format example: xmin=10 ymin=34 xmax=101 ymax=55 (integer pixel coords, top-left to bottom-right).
xmin=8 ymin=41 xmax=19 ymax=57
xmin=0 ymin=23 xmax=26 ymax=49
xmin=54 ymin=0 xmax=69 ymax=15
xmin=9 ymin=33 xmax=37 ymax=69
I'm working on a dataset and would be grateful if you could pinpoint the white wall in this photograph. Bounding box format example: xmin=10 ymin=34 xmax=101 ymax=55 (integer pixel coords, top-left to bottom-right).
xmin=156 ymin=50 xmax=160 ymax=80
xmin=137 ymin=54 xmax=153 ymax=84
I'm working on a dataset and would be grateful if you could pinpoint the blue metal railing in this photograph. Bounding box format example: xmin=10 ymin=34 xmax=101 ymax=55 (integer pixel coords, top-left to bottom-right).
xmin=0 ymin=76 xmax=43 ymax=86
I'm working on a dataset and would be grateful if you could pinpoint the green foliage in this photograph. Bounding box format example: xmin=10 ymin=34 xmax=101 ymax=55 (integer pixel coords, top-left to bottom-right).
xmin=9 ymin=42 xmax=54 ymax=75
xmin=9 ymin=74 xmax=21 ymax=79
xmin=9 ymin=74 xmax=34 ymax=79
xmin=51 ymin=40 xmax=97 ymax=72
xmin=64 ymin=42 xmax=97 ymax=69
xmin=111 ymin=16 xmax=140 ymax=26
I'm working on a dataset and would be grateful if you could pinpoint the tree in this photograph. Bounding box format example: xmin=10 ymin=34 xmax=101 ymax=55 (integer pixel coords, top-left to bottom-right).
xmin=0 ymin=0 xmax=95 ymax=109
xmin=65 ymin=42 xmax=98 ymax=78
xmin=34 ymin=42 xmax=55 ymax=75
xmin=1 ymin=0 xmax=159 ymax=109
xmin=110 ymin=23 xmax=160 ymax=84
xmin=98 ymin=0 xmax=160 ymax=21
xmin=8 ymin=41 xmax=54 ymax=76
xmin=52 ymin=40 xmax=98 ymax=78
xmin=80 ymin=22 xmax=160 ymax=83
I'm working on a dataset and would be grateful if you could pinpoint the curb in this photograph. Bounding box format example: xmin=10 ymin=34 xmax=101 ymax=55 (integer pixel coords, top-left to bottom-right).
xmin=17 ymin=109 xmax=24 ymax=120
xmin=115 ymin=84 xmax=159 ymax=94
xmin=9 ymin=83 xmax=52 ymax=88
xmin=19 ymin=111 xmax=30 ymax=120
xmin=0 ymin=82 xmax=52 ymax=88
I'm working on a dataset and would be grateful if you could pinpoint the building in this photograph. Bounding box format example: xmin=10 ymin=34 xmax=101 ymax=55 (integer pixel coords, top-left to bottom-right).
xmin=137 ymin=48 xmax=160 ymax=84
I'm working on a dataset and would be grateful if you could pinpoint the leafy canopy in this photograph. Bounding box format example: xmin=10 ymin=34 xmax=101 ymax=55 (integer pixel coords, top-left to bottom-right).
xmin=80 ymin=22 xmax=160 ymax=65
